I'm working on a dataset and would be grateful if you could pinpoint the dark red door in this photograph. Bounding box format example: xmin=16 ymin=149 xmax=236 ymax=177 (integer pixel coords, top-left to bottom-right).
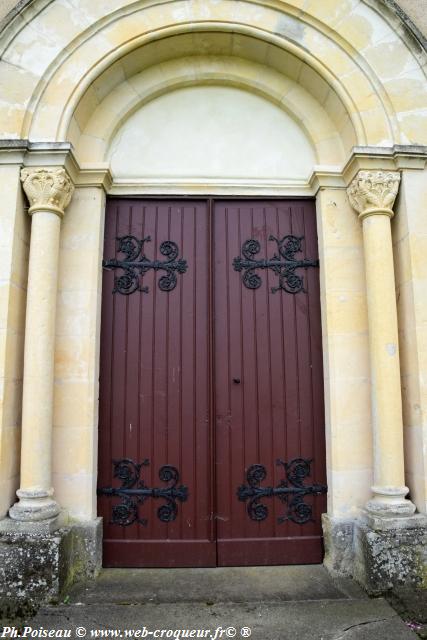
xmin=214 ymin=200 xmax=326 ymax=566
xmin=98 ymin=198 xmax=326 ymax=567
xmin=98 ymin=199 xmax=216 ymax=567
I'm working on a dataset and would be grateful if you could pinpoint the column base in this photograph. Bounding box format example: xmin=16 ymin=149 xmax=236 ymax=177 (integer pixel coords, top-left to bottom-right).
xmin=354 ymin=510 xmax=427 ymax=594
xmin=9 ymin=488 xmax=60 ymax=522
xmin=365 ymin=486 xmax=416 ymax=517
xmin=0 ymin=511 xmax=67 ymax=535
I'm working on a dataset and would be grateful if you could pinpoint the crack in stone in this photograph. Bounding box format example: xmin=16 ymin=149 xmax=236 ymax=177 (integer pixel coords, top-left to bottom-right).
xmin=332 ymin=617 xmax=394 ymax=639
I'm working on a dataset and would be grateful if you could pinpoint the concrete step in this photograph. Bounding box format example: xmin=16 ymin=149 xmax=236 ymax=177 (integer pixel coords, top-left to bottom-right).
xmin=31 ymin=598 xmax=415 ymax=640
xmin=67 ymin=566 xmax=366 ymax=605
xmin=23 ymin=567 xmax=417 ymax=639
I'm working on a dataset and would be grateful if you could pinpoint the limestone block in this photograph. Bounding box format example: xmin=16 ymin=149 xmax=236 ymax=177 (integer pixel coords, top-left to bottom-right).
xmin=54 ymin=335 xmax=94 ymax=381
xmin=339 ymin=115 xmax=358 ymax=154
xmin=66 ymin=0 xmax=127 ymax=22
xmin=409 ymin=234 xmax=427 ymax=280
xmin=75 ymin=135 xmax=106 ymax=163
xmin=0 ymin=518 xmax=102 ymax=622
xmin=2 ymin=11 xmax=66 ymax=75
xmin=0 ymin=477 xmax=18 ymax=522
xmin=404 ymin=425 xmax=427 ymax=512
xmin=67 ymin=116 xmax=82 ymax=151
xmin=192 ymin=32 xmax=234 ymax=57
xmin=53 ymin=380 xmax=96 ymax=430
xmin=56 ymin=289 xmax=99 ymax=338
xmin=357 ymin=108 xmax=394 ymax=146
xmin=265 ymin=46 xmax=302 ymax=82
xmin=4 ymin=286 xmax=26 ymax=337
xmin=57 ymin=249 xmax=102 ymax=292
xmin=0 ymin=61 xmax=38 ymax=112
xmin=384 ymin=73 xmax=427 ymax=113
xmin=354 ymin=516 xmax=427 ymax=594
xmin=331 ymin=420 xmax=372 ymax=473
xmin=52 ymin=426 xmax=95 ymax=473
xmin=398 ymin=110 xmax=427 ymax=145
xmin=316 ymin=190 xmax=363 ymax=249
xmin=411 ymin=280 xmax=427 ymax=325
xmin=28 ymin=0 xmax=93 ymax=48
xmin=326 ymin=333 xmax=370 ymax=379
xmin=73 ymin=86 xmax=101 ymax=132
xmin=0 ymin=529 xmax=70 ymax=620
xmin=325 ymin=292 xmax=368 ymax=334
xmin=328 ymin=469 xmax=373 ymax=517
xmin=53 ymin=472 xmax=97 ymax=519
xmin=322 ymin=513 xmax=355 ymax=577
xmin=362 ymin=37 xmax=419 ymax=81
xmin=0 ymin=379 xmax=22 ymax=431
xmin=401 ymin=373 xmax=423 ymax=430
xmin=323 ymin=246 xmax=366 ymax=292
xmin=333 ymin=1 xmax=392 ymax=49
xmin=314 ymin=136 xmax=345 ymax=164
xmin=400 ymin=170 xmax=427 ymax=231
xmin=303 ymin=0 xmax=360 ymax=28
xmin=91 ymin=60 xmax=127 ymax=103
xmin=394 ymin=235 xmax=413 ymax=286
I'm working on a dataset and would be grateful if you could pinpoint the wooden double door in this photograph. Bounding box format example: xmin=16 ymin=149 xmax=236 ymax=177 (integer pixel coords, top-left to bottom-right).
xmin=98 ymin=198 xmax=326 ymax=567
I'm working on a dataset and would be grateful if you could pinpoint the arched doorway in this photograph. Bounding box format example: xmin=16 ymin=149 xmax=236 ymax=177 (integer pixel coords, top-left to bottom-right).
xmin=1 ymin=0 xmax=427 ymax=596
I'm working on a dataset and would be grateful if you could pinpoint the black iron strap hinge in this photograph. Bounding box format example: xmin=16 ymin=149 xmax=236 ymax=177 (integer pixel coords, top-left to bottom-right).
xmin=97 ymin=458 xmax=188 ymax=526
xmin=103 ymin=235 xmax=188 ymax=295
xmin=233 ymin=235 xmax=319 ymax=293
xmin=237 ymin=458 xmax=327 ymax=524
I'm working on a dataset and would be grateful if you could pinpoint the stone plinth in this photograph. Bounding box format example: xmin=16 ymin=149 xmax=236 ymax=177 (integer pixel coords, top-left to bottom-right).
xmin=0 ymin=518 xmax=102 ymax=624
xmin=353 ymin=513 xmax=427 ymax=594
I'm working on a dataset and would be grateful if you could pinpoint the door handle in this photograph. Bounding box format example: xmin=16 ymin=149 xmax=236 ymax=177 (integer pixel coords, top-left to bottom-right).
xmin=233 ymin=378 xmax=241 ymax=384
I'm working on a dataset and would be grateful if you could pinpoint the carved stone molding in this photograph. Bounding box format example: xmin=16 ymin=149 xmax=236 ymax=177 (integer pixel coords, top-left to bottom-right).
xmin=347 ymin=170 xmax=401 ymax=219
xmin=20 ymin=167 xmax=74 ymax=217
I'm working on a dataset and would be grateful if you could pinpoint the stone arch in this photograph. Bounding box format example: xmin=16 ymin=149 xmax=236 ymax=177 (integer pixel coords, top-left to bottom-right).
xmin=0 ymin=0 xmax=426 ymax=153
xmin=73 ymin=53 xmax=347 ymax=170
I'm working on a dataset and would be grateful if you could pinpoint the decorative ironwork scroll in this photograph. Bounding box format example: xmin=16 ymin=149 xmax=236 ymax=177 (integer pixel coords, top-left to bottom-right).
xmin=237 ymin=458 xmax=327 ymax=524
xmin=97 ymin=458 xmax=188 ymax=526
xmin=103 ymin=235 xmax=188 ymax=295
xmin=233 ymin=235 xmax=319 ymax=294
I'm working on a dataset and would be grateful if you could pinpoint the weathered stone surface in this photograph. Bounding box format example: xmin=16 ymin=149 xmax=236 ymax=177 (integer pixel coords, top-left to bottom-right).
xmin=0 ymin=529 xmax=71 ymax=624
xmin=28 ymin=567 xmax=415 ymax=640
xmin=322 ymin=514 xmax=355 ymax=576
xmin=0 ymin=519 xmax=102 ymax=625
xmin=354 ymin=518 xmax=427 ymax=594
xmin=65 ymin=518 xmax=103 ymax=585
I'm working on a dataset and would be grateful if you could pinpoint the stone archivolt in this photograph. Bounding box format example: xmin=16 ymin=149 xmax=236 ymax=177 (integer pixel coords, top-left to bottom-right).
xmin=347 ymin=171 xmax=401 ymax=219
xmin=20 ymin=167 xmax=74 ymax=217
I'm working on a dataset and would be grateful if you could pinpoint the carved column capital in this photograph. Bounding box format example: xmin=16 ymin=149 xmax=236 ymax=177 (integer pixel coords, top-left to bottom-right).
xmin=347 ymin=170 xmax=400 ymax=220
xmin=20 ymin=167 xmax=74 ymax=217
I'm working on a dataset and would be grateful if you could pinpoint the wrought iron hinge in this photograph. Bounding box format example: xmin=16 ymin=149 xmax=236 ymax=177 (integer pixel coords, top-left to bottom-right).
xmin=103 ymin=235 xmax=188 ymax=295
xmin=233 ymin=235 xmax=318 ymax=293
xmin=97 ymin=458 xmax=188 ymax=526
xmin=237 ymin=458 xmax=327 ymax=524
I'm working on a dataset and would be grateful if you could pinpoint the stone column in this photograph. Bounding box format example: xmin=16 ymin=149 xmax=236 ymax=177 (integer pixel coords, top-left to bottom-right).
xmin=347 ymin=170 xmax=415 ymax=517
xmin=9 ymin=167 xmax=74 ymax=523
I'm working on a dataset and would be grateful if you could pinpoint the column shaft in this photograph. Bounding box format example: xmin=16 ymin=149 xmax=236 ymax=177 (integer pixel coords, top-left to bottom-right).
xmin=9 ymin=167 xmax=73 ymax=522
xmin=20 ymin=212 xmax=61 ymax=492
xmin=347 ymin=170 xmax=415 ymax=517
xmin=362 ymin=213 xmax=405 ymax=488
